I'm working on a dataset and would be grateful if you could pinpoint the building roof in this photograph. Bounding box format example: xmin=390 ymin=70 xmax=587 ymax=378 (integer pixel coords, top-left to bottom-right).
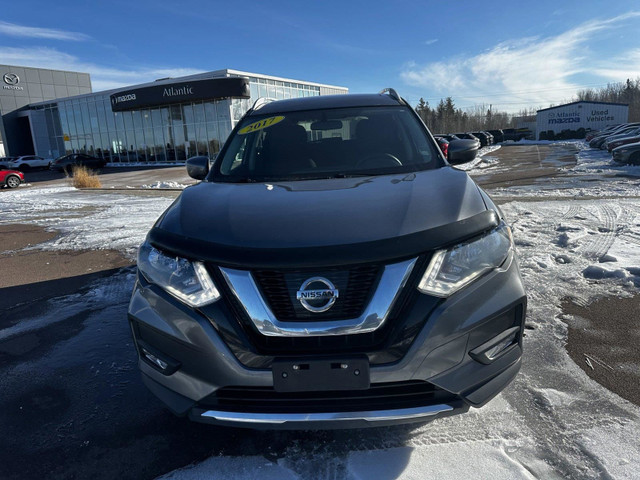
xmin=28 ymin=69 xmax=348 ymax=107
xmin=537 ymin=100 xmax=629 ymax=113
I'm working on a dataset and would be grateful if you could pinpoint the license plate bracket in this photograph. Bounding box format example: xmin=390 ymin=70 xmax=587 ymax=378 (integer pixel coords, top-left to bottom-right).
xmin=272 ymin=356 xmax=370 ymax=392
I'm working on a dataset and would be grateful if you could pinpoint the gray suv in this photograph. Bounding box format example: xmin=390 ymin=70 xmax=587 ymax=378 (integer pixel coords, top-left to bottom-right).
xmin=128 ymin=89 xmax=527 ymax=429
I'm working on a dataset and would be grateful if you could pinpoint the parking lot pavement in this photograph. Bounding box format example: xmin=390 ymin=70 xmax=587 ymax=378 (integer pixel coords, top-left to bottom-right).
xmin=470 ymin=143 xmax=578 ymax=189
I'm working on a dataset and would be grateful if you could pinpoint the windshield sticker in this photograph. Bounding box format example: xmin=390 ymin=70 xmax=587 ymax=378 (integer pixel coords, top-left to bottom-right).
xmin=238 ymin=116 xmax=285 ymax=135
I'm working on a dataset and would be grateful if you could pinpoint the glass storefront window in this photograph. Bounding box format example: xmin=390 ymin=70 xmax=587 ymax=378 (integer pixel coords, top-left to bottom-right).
xmin=153 ymin=127 xmax=166 ymax=162
xmin=185 ymin=123 xmax=197 ymax=158
xmin=114 ymin=112 xmax=125 ymax=132
xmin=206 ymin=122 xmax=220 ymax=155
xmin=80 ymin=102 xmax=91 ymax=134
xmin=123 ymin=111 xmax=134 ymax=131
xmin=66 ymin=104 xmax=77 ymax=138
xmin=183 ymin=104 xmax=194 ymax=124
xmin=150 ymin=109 xmax=162 ymax=129
xmin=196 ymin=123 xmax=208 ymax=156
xmin=193 ymin=102 xmax=205 ymax=124
xmin=132 ymin=110 xmax=143 ymax=130
xmin=143 ymin=111 xmax=153 ymax=130
xmin=106 ymin=104 xmax=116 ymax=132
xmin=204 ymin=102 xmax=216 ymax=122
xmin=73 ymin=103 xmax=84 ymax=137
xmin=88 ymin=102 xmax=99 ymax=133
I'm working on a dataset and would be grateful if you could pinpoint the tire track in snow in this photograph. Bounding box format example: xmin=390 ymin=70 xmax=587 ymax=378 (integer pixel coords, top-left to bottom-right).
xmin=576 ymin=204 xmax=617 ymax=261
xmin=560 ymin=204 xmax=581 ymax=220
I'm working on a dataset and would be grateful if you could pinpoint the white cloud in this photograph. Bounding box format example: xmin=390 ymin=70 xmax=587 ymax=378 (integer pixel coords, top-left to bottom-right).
xmin=424 ymin=39 xmax=438 ymax=46
xmin=0 ymin=46 xmax=203 ymax=91
xmin=401 ymin=12 xmax=640 ymax=111
xmin=0 ymin=21 xmax=90 ymax=41
xmin=592 ymin=48 xmax=640 ymax=81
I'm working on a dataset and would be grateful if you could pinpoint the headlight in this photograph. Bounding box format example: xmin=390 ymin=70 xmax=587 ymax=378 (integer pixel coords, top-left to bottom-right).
xmin=417 ymin=223 xmax=513 ymax=297
xmin=137 ymin=241 xmax=220 ymax=307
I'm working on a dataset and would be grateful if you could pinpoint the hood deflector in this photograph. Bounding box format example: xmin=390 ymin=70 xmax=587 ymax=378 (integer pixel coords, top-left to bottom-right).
xmin=148 ymin=210 xmax=499 ymax=269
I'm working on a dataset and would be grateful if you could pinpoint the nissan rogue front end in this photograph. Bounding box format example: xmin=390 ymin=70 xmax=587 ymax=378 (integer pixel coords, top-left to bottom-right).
xmin=128 ymin=89 xmax=527 ymax=429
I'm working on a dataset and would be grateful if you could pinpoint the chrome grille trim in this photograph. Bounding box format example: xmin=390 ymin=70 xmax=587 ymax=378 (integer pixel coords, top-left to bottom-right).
xmin=219 ymin=258 xmax=417 ymax=337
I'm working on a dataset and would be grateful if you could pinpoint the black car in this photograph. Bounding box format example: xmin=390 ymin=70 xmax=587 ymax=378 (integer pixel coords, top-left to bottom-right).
xmin=128 ymin=90 xmax=527 ymax=429
xmin=487 ymin=130 xmax=504 ymax=143
xmin=471 ymin=131 xmax=491 ymax=147
xmin=50 ymin=154 xmax=107 ymax=172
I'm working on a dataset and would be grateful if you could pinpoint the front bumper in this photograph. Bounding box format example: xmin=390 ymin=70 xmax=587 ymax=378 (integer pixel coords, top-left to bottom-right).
xmin=128 ymin=254 xmax=526 ymax=429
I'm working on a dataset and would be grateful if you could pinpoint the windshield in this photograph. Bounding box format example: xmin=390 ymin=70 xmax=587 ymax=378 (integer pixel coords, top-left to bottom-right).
xmin=211 ymin=106 xmax=443 ymax=182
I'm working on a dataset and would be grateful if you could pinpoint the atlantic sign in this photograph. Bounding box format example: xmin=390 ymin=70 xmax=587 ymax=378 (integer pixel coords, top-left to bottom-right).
xmin=110 ymin=77 xmax=250 ymax=112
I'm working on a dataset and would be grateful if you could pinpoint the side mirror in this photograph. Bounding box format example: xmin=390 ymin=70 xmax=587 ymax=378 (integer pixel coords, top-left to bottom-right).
xmin=448 ymin=150 xmax=474 ymax=164
xmin=447 ymin=139 xmax=478 ymax=165
xmin=186 ymin=156 xmax=210 ymax=180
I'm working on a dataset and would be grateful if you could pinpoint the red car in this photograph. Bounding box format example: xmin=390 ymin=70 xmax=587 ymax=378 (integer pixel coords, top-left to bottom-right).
xmin=0 ymin=167 xmax=25 ymax=189
xmin=434 ymin=136 xmax=449 ymax=158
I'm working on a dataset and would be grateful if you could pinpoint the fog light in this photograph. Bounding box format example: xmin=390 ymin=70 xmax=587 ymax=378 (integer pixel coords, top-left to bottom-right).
xmin=469 ymin=326 xmax=520 ymax=365
xmin=142 ymin=347 xmax=169 ymax=370
xmin=137 ymin=340 xmax=180 ymax=375
xmin=484 ymin=336 xmax=516 ymax=361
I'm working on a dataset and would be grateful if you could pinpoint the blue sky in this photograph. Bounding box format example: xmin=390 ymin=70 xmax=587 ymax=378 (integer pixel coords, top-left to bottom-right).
xmin=2 ymin=0 xmax=640 ymax=112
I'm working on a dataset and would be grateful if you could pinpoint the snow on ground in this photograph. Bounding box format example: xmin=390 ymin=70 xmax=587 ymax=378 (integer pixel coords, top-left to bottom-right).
xmin=141 ymin=181 xmax=189 ymax=189
xmin=454 ymin=144 xmax=502 ymax=172
xmin=504 ymin=199 xmax=640 ymax=312
xmin=0 ymin=186 xmax=173 ymax=258
xmin=2 ymin=150 xmax=640 ymax=479
xmin=570 ymin=141 xmax=640 ymax=178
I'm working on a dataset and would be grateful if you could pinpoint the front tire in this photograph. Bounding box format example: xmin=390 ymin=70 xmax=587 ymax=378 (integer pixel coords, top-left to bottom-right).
xmin=5 ymin=174 xmax=21 ymax=188
xmin=18 ymin=164 xmax=30 ymax=172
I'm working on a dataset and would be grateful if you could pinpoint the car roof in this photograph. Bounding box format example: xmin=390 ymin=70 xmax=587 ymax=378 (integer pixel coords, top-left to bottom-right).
xmin=248 ymin=93 xmax=404 ymax=116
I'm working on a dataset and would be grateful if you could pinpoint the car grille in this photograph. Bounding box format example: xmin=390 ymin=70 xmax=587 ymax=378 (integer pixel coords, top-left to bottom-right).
xmin=198 ymin=381 xmax=456 ymax=413
xmin=252 ymin=265 xmax=382 ymax=321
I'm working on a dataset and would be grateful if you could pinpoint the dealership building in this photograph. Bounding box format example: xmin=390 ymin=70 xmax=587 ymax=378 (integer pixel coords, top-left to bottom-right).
xmin=0 ymin=66 xmax=347 ymax=162
xmin=0 ymin=64 xmax=93 ymax=157
xmin=536 ymin=101 xmax=629 ymax=137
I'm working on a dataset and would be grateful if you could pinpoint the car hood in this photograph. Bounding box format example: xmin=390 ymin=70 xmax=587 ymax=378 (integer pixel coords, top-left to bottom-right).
xmin=154 ymin=167 xmax=487 ymax=249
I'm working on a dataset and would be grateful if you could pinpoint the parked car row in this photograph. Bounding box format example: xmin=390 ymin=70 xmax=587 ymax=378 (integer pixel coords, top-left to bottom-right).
xmin=586 ymin=122 xmax=640 ymax=165
xmin=0 ymin=152 xmax=108 ymax=190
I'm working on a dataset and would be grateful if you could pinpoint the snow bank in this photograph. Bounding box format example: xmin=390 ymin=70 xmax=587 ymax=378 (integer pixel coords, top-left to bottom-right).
xmin=454 ymin=144 xmax=502 ymax=172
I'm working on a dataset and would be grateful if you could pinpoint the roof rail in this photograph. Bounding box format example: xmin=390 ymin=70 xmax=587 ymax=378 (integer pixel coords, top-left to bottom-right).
xmin=379 ymin=88 xmax=401 ymax=101
xmin=251 ymin=97 xmax=278 ymax=112
xmin=379 ymin=88 xmax=408 ymax=106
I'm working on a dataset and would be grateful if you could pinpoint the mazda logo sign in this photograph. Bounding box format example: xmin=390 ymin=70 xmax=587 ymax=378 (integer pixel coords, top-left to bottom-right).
xmin=296 ymin=277 xmax=339 ymax=313
xmin=3 ymin=73 xmax=20 ymax=85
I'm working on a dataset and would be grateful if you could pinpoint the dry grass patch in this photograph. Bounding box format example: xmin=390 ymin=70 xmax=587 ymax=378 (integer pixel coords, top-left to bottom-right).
xmin=70 ymin=165 xmax=102 ymax=188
